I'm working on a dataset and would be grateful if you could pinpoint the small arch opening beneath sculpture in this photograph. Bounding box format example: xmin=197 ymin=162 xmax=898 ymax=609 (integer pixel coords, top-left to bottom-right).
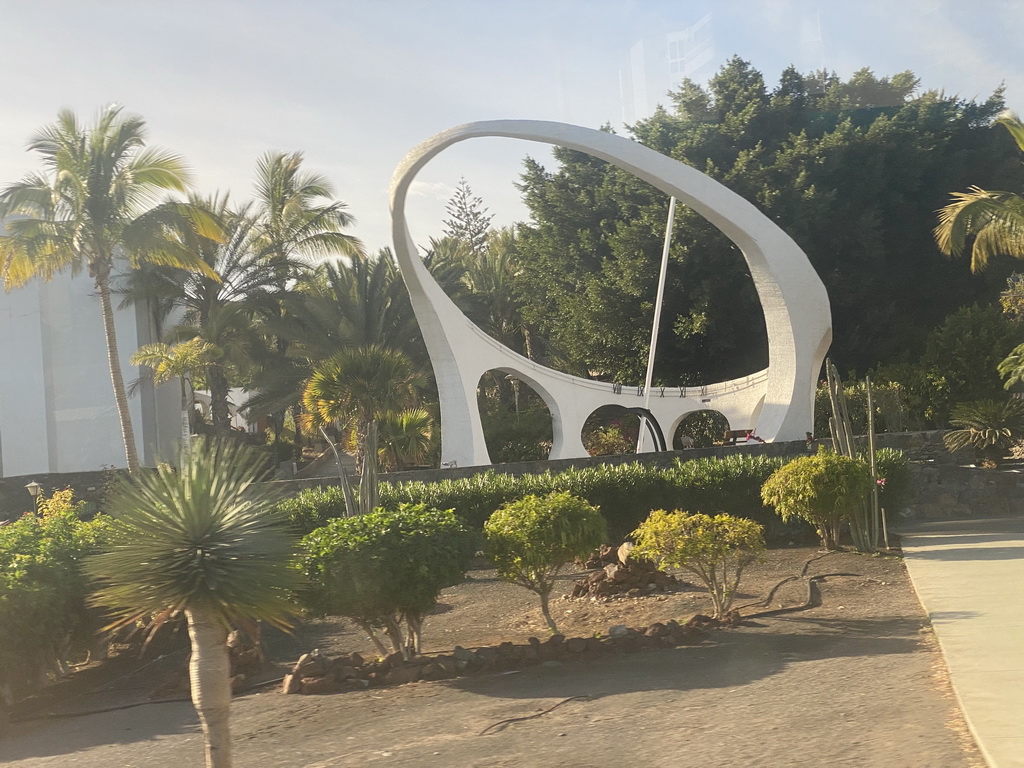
xmin=476 ymin=370 xmax=553 ymax=463
xmin=674 ymin=409 xmax=731 ymax=449
xmin=582 ymin=405 xmax=643 ymax=456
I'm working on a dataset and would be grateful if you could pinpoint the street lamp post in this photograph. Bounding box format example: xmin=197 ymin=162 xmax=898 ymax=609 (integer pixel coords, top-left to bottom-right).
xmin=25 ymin=481 xmax=43 ymax=511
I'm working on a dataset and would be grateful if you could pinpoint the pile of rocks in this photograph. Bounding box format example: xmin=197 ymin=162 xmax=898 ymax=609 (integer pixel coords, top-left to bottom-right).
xmin=570 ymin=542 xmax=682 ymax=600
xmin=282 ymin=618 xmax=709 ymax=695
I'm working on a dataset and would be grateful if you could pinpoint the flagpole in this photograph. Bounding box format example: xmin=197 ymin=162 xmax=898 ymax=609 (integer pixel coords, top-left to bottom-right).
xmin=637 ymin=196 xmax=676 ymax=453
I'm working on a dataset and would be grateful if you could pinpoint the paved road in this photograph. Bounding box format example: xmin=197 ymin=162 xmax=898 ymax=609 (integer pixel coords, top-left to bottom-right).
xmin=900 ymin=516 xmax=1024 ymax=768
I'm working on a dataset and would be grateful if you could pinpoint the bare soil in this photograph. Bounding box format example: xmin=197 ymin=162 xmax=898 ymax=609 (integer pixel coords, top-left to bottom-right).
xmin=0 ymin=542 xmax=984 ymax=767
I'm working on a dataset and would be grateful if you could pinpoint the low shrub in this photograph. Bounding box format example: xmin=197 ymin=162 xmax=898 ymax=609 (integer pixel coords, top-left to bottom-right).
xmin=761 ymin=451 xmax=873 ymax=550
xmin=631 ymin=510 xmax=765 ymax=619
xmin=484 ymin=492 xmax=606 ymax=633
xmin=299 ymin=503 xmax=475 ymax=658
xmin=0 ymin=490 xmax=109 ymax=700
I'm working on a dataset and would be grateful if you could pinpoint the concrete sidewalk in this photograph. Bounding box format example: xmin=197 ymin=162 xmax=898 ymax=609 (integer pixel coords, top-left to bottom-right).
xmin=899 ymin=516 xmax=1024 ymax=768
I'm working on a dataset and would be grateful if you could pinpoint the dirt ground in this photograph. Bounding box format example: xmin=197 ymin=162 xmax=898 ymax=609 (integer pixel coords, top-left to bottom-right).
xmin=0 ymin=542 xmax=984 ymax=767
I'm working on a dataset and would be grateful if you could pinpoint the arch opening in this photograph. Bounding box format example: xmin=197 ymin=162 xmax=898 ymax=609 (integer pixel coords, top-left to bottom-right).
xmin=477 ymin=370 xmax=553 ymax=463
xmin=674 ymin=409 xmax=731 ymax=449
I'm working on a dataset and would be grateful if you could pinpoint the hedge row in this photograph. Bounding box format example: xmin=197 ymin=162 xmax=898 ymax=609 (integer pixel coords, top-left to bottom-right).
xmin=278 ymin=453 xmax=811 ymax=541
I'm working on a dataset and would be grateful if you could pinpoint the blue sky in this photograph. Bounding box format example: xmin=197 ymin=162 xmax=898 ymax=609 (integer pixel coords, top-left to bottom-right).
xmin=1 ymin=0 xmax=1022 ymax=254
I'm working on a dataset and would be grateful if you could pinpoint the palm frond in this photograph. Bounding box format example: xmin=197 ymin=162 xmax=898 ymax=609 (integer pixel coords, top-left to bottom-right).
xmin=934 ymin=187 xmax=1024 ymax=271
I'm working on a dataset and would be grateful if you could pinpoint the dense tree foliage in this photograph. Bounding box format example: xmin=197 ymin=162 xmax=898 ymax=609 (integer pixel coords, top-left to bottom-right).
xmin=514 ymin=59 xmax=1023 ymax=384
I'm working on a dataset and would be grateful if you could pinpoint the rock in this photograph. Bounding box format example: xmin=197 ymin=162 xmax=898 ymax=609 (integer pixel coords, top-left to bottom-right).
xmin=293 ymin=650 xmax=329 ymax=678
xmin=565 ymin=637 xmax=588 ymax=653
xmin=544 ymin=634 xmax=566 ymax=647
xmin=435 ymin=657 xmax=458 ymax=676
xmin=344 ymin=652 xmax=364 ymax=667
xmin=333 ymin=665 xmax=359 ymax=681
xmin=476 ymin=647 xmax=499 ymax=668
xmin=301 ymin=676 xmax=340 ymax=695
xmin=282 ymin=673 xmax=302 ymax=694
xmin=497 ymin=641 xmax=515 ymax=656
xmin=420 ymin=663 xmax=450 ymax=681
xmin=385 ymin=665 xmax=422 ymax=685
xmin=453 ymin=646 xmax=476 ymax=663
xmin=608 ymin=624 xmax=630 ymax=638
xmin=617 ymin=542 xmax=634 ymax=563
xmin=645 ymin=622 xmax=669 ymax=638
xmin=230 ymin=674 xmax=247 ymax=693
xmin=382 ymin=651 xmax=405 ymax=669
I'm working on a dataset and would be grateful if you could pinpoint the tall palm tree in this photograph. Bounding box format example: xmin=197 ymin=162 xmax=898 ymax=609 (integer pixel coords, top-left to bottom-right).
xmin=301 ymin=345 xmax=423 ymax=464
xmin=935 ymin=112 xmax=1024 ymax=272
xmin=249 ymin=151 xmax=363 ymax=454
xmin=86 ymin=438 xmax=300 ymax=768
xmin=0 ymin=106 xmax=217 ymax=472
xmin=126 ymin=194 xmax=275 ymax=435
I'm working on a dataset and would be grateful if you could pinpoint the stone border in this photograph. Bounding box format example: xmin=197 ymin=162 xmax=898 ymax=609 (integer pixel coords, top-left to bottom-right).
xmin=280 ymin=616 xmax=724 ymax=695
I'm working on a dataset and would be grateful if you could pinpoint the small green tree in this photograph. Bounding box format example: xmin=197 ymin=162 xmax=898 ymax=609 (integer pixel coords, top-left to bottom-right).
xmin=630 ymin=511 xmax=765 ymax=619
xmin=943 ymin=398 xmax=1024 ymax=467
xmin=484 ymin=492 xmax=606 ymax=633
xmin=300 ymin=504 xmax=475 ymax=658
xmin=761 ymin=451 xmax=873 ymax=550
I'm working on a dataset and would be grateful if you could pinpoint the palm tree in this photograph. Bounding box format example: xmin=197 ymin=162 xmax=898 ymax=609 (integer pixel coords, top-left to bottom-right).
xmin=246 ymin=251 xmax=424 ymax=420
xmin=130 ymin=339 xmax=218 ymax=439
xmin=376 ymin=407 xmax=433 ymax=470
xmin=0 ymin=107 xmax=217 ymax=472
xmin=86 ymin=437 xmax=300 ymax=768
xmin=301 ymin=345 xmax=423 ymax=465
xmin=249 ymin=151 xmax=363 ymax=455
xmin=943 ymin=398 xmax=1024 ymax=467
xmin=935 ymin=112 xmax=1024 ymax=272
xmin=126 ymin=194 xmax=275 ymax=435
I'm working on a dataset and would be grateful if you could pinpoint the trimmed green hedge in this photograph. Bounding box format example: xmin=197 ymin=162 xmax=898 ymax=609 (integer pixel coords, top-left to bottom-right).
xmin=278 ymin=452 xmax=818 ymax=541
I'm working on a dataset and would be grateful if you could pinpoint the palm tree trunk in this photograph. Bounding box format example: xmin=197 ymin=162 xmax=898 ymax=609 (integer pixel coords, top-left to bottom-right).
xmin=185 ymin=607 xmax=233 ymax=768
xmin=97 ymin=277 xmax=141 ymax=473
xmin=208 ymin=365 xmax=232 ymax=436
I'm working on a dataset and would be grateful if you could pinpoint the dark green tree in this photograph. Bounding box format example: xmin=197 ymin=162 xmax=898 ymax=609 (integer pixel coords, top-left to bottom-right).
xmin=513 ymin=59 xmax=1022 ymax=385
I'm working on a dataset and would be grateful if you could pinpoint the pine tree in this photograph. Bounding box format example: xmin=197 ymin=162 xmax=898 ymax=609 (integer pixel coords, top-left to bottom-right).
xmin=441 ymin=177 xmax=493 ymax=257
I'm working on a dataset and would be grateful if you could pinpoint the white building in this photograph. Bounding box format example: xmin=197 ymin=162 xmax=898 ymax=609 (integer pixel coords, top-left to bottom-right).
xmin=0 ymin=269 xmax=180 ymax=478
xmin=619 ymin=14 xmax=716 ymax=125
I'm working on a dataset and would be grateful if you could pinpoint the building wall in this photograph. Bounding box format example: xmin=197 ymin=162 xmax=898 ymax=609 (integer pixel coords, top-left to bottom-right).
xmin=0 ymin=269 xmax=180 ymax=477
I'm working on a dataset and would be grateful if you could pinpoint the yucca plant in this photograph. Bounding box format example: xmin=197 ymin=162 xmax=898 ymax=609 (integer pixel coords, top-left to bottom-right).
xmin=944 ymin=398 xmax=1024 ymax=467
xmin=86 ymin=438 xmax=301 ymax=768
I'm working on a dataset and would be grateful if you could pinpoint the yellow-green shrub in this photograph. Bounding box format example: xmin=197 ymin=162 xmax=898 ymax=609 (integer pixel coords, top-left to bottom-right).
xmin=631 ymin=510 xmax=764 ymax=619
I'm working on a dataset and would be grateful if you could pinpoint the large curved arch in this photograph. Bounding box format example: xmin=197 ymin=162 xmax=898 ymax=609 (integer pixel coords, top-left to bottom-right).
xmin=390 ymin=120 xmax=831 ymax=467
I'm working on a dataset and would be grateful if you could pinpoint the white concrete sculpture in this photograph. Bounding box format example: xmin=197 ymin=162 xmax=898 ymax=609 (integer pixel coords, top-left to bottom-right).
xmin=390 ymin=120 xmax=832 ymax=468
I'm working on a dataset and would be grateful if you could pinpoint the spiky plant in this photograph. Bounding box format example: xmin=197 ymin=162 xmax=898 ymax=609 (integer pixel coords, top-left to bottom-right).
xmin=944 ymin=398 xmax=1024 ymax=467
xmin=86 ymin=438 xmax=301 ymax=768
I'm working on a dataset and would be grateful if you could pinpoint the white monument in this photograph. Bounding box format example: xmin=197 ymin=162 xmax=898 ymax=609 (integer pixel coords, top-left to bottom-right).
xmin=390 ymin=120 xmax=832 ymax=468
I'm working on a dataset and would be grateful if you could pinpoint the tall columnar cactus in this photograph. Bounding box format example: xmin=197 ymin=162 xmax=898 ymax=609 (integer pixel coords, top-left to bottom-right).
xmin=824 ymin=360 xmax=884 ymax=551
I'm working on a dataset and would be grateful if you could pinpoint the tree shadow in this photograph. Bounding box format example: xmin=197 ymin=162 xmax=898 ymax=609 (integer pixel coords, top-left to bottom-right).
xmin=1 ymin=699 xmax=202 ymax=761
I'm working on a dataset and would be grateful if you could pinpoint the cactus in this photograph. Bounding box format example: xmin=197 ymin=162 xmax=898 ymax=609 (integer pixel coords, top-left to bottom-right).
xmin=824 ymin=360 xmax=884 ymax=551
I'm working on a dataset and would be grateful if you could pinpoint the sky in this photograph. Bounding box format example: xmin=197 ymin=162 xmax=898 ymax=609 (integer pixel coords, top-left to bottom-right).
xmin=1 ymin=0 xmax=1023 ymax=255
